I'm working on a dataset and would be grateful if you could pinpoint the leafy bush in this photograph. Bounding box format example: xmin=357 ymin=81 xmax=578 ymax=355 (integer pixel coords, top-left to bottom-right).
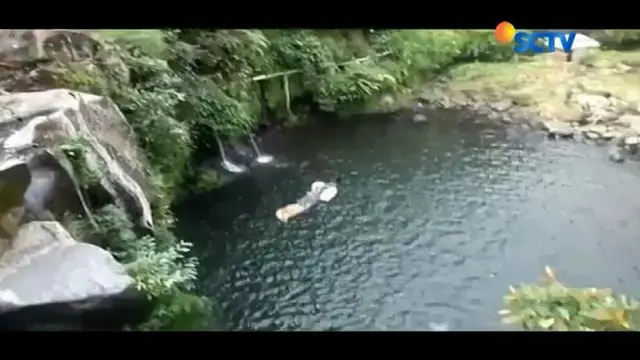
xmin=81 ymin=205 xmax=212 ymax=330
xmin=124 ymin=235 xmax=197 ymax=297
xmin=139 ymin=290 xmax=219 ymax=331
xmin=311 ymin=30 xmax=372 ymax=62
xmin=315 ymin=62 xmax=396 ymax=111
xmin=501 ymin=267 xmax=640 ymax=331
xmin=194 ymin=168 xmax=220 ymax=192
xmin=106 ymin=46 xmax=192 ymax=194
xmin=269 ymin=31 xmax=335 ymax=76
xmin=48 ymin=62 xmax=109 ymax=95
xmin=177 ymin=73 xmax=255 ymax=137
xmin=59 ymin=137 xmax=100 ymax=188
xmin=373 ymin=30 xmax=514 ymax=88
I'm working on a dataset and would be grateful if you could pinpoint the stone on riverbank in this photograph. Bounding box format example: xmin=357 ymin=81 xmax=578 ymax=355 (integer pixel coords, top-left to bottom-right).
xmin=415 ymin=49 xmax=640 ymax=151
xmin=609 ymin=146 xmax=626 ymax=163
xmin=543 ymin=121 xmax=575 ymax=139
xmin=618 ymin=114 xmax=640 ymax=133
xmin=0 ymin=221 xmax=146 ymax=330
xmin=0 ymin=89 xmax=153 ymax=229
xmin=625 ymin=136 xmax=640 ymax=146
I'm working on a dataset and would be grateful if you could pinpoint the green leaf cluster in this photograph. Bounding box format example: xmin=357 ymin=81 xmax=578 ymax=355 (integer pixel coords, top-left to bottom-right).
xmin=502 ymin=267 xmax=640 ymax=331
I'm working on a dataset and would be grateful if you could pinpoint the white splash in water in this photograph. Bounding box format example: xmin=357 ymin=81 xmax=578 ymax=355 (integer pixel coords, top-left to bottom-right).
xmin=215 ymin=136 xmax=247 ymax=173
xmin=249 ymin=134 xmax=274 ymax=164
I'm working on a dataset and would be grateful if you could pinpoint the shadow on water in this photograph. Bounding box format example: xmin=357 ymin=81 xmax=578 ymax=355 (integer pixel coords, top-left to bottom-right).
xmin=175 ymin=109 xmax=640 ymax=331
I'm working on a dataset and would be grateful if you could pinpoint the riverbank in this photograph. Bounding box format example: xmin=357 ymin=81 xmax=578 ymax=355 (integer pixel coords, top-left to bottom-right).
xmin=411 ymin=49 xmax=640 ymax=155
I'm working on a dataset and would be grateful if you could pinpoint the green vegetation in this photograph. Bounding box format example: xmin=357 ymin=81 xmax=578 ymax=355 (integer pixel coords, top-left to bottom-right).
xmin=77 ymin=205 xmax=218 ymax=330
xmin=59 ymin=137 xmax=101 ymax=188
xmin=502 ymin=267 xmax=640 ymax=331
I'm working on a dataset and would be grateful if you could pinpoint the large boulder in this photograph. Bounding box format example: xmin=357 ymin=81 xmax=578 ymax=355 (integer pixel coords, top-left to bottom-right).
xmin=0 ymin=221 xmax=147 ymax=330
xmin=542 ymin=120 xmax=575 ymax=139
xmin=0 ymin=89 xmax=154 ymax=233
xmin=618 ymin=114 xmax=640 ymax=133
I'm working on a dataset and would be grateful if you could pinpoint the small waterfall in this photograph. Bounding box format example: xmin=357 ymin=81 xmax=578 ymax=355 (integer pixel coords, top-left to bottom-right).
xmin=215 ymin=136 xmax=247 ymax=173
xmin=249 ymin=134 xmax=274 ymax=164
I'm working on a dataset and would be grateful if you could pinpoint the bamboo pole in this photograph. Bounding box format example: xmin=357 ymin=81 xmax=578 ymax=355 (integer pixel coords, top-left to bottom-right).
xmin=252 ymin=69 xmax=298 ymax=82
xmin=251 ymin=51 xmax=392 ymax=82
xmin=283 ymin=74 xmax=291 ymax=116
xmin=251 ymin=51 xmax=392 ymax=119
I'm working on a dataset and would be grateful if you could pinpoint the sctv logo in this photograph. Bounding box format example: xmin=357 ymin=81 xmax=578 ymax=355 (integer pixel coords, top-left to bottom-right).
xmin=495 ymin=22 xmax=576 ymax=54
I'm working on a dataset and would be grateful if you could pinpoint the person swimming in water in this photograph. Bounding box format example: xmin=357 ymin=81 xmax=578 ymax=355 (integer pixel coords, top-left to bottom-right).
xmin=275 ymin=177 xmax=341 ymax=222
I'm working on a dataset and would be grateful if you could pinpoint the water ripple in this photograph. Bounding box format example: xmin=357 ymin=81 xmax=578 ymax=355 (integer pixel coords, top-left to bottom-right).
xmin=176 ymin=113 xmax=640 ymax=331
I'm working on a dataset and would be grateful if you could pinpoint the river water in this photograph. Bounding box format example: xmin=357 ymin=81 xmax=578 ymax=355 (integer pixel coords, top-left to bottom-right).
xmin=175 ymin=110 xmax=640 ymax=331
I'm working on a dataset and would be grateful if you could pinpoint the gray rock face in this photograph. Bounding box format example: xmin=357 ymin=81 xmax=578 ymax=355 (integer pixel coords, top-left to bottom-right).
xmin=0 ymin=221 xmax=147 ymax=330
xmin=543 ymin=120 xmax=575 ymax=139
xmin=0 ymin=89 xmax=154 ymax=329
xmin=0 ymin=90 xmax=153 ymax=231
xmin=0 ymin=150 xmax=95 ymax=252
xmin=575 ymin=94 xmax=619 ymax=124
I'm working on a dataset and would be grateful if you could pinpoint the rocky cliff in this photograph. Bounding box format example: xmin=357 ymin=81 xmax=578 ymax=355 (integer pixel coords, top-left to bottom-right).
xmin=0 ymin=88 xmax=153 ymax=330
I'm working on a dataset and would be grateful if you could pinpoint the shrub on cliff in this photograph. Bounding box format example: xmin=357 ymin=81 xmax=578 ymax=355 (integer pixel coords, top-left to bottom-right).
xmin=259 ymin=31 xmax=395 ymax=111
xmin=166 ymin=30 xmax=263 ymax=137
xmin=71 ymin=205 xmax=215 ymax=330
xmin=501 ymin=267 xmax=640 ymax=331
